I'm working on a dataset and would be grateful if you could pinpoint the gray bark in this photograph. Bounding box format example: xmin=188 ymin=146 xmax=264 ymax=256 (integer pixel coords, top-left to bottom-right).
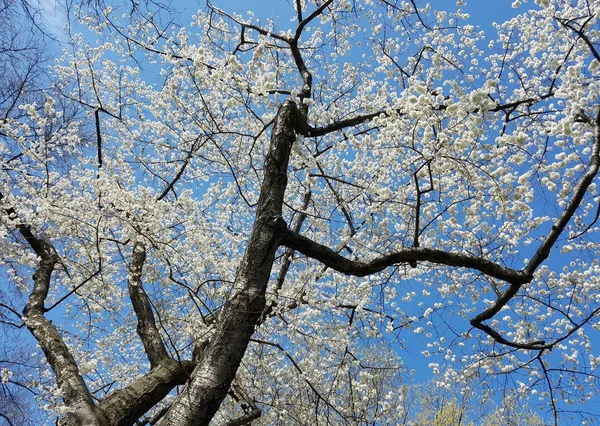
xmin=156 ymin=100 xmax=299 ymax=425
xmin=99 ymin=359 xmax=195 ymax=426
xmin=7 ymin=202 xmax=107 ymax=425
xmin=128 ymin=241 xmax=170 ymax=368
xmin=2 ymin=192 xmax=197 ymax=426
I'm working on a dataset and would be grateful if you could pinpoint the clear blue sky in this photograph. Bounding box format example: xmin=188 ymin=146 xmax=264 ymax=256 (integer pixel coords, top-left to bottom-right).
xmin=35 ymin=1 xmax=596 ymax=423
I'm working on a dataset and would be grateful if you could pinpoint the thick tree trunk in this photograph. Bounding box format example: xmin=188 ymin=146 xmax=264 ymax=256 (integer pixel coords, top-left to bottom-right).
xmin=157 ymin=100 xmax=299 ymax=425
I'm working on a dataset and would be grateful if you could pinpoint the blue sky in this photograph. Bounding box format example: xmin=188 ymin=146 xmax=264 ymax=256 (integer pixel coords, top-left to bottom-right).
xmin=24 ymin=0 xmax=600 ymax=423
xmin=172 ymin=2 xmax=599 ymax=421
xmin=183 ymin=0 xmax=520 ymax=29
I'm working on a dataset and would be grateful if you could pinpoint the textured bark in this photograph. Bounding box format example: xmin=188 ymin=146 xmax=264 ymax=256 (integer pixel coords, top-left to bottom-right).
xmin=23 ymin=237 xmax=199 ymax=426
xmin=128 ymin=241 xmax=170 ymax=368
xmin=99 ymin=359 xmax=195 ymax=426
xmin=2 ymin=193 xmax=198 ymax=426
xmin=14 ymin=221 xmax=107 ymax=425
xmin=157 ymin=100 xmax=299 ymax=426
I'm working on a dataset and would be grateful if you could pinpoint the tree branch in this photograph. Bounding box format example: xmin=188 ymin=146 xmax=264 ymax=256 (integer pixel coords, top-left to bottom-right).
xmin=99 ymin=359 xmax=195 ymax=426
xmin=45 ymin=268 xmax=102 ymax=312
xmin=224 ymin=408 xmax=261 ymax=426
xmin=0 ymin=194 xmax=107 ymax=425
xmin=293 ymin=0 xmax=333 ymax=43
xmin=261 ymin=190 xmax=312 ymax=321
xmin=281 ymin=229 xmax=530 ymax=284
xmin=524 ymin=108 xmax=600 ymax=276
xmin=95 ymin=108 xmax=103 ymax=172
xmin=128 ymin=241 xmax=170 ymax=368
xmin=158 ymin=100 xmax=300 ymax=425
xmin=299 ymin=110 xmax=383 ymax=137
xmin=557 ymin=16 xmax=600 ymax=64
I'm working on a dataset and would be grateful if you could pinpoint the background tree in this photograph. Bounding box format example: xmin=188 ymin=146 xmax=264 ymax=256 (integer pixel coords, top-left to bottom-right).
xmin=2 ymin=0 xmax=600 ymax=425
xmin=400 ymin=379 xmax=544 ymax=426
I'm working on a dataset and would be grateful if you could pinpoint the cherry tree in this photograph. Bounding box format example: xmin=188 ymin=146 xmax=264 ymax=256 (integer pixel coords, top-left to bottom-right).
xmin=2 ymin=0 xmax=600 ymax=424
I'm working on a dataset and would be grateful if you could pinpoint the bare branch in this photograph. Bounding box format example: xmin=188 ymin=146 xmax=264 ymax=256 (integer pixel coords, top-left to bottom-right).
xmin=295 ymin=0 xmax=303 ymax=23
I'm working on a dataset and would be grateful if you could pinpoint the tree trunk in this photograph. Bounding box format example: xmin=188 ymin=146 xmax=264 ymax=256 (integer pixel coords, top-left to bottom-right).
xmin=157 ymin=100 xmax=299 ymax=425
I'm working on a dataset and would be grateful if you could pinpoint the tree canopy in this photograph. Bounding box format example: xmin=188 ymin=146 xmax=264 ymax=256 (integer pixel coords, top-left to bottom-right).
xmin=2 ymin=0 xmax=600 ymax=425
